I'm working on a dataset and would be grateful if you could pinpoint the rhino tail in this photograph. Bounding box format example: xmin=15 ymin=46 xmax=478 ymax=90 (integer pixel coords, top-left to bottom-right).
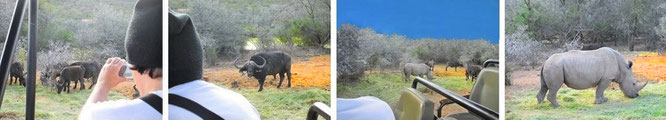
xmin=537 ymin=66 xmax=548 ymax=104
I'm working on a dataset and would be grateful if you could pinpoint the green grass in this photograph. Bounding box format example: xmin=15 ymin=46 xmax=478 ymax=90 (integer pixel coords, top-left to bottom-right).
xmin=506 ymin=83 xmax=666 ymax=119
xmin=337 ymin=73 xmax=474 ymax=107
xmin=0 ymin=85 xmax=126 ymax=119
xmin=212 ymin=82 xmax=330 ymax=120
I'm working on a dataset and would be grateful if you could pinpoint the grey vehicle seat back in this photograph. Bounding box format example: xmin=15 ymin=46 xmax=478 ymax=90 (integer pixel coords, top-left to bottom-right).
xmin=394 ymin=88 xmax=435 ymax=120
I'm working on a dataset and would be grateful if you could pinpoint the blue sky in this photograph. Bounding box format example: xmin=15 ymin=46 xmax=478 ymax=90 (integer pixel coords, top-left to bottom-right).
xmin=338 ymin=0 xmax=499 ymax=44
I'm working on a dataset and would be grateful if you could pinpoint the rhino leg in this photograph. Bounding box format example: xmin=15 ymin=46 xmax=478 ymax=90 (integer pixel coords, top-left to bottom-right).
xmin=594 ymin=80 xmax=611 ymax=104
xmin=547 ymin=87 xmax=561 ymax=107
xmin=277 ymin=73 xmax=285 ymax=88
xmin=536 ymin=86 xmax=548 ymax=104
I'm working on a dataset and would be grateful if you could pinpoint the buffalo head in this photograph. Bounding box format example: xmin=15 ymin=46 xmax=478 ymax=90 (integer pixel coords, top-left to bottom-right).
xmin=234 ymin=56 xmax=267 ymax=78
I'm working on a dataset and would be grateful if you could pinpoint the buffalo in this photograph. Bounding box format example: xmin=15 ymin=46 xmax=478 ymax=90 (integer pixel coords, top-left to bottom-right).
xmin=446 ymin=60 xmax=463 ymax=71
xmin=235 ymin=51 xmax=292 ymax=92
xmin=8 ymin=61 xmax=25 ymax=86
xmin=70 ymin=61 xmax=101 ymax=89
xmin=464 ymin=64 xmax=482 ymax=82
xmin=580 ymin=44 xmax=604 ymax=50
xmin=56 ymin=66 xmax=86 ymax=94
xmin=403 ymin=60 xmax=435 ymax=82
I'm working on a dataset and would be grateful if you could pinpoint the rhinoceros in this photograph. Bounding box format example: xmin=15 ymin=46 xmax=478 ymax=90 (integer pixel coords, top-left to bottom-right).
xmin=538 ymin=47 xmax=647 ymax=107
xmin=403 ymin=60 xmax=434 ymax=82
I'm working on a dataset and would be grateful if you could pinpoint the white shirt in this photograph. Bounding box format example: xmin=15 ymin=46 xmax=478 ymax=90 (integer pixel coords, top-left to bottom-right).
xmin=169 ymin=80 xmax=260 ymax=120
xmin=337 ymin=96 xmax=395 ymax=120
xmin=78 ymin=91 xmax=163 ymax=120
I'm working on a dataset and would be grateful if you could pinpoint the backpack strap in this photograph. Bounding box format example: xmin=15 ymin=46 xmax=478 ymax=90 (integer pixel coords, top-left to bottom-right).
xmin=169 ymin=94 xmax=224 ymax=120
xmin=139 ymin=93 xmax=163 ymax=114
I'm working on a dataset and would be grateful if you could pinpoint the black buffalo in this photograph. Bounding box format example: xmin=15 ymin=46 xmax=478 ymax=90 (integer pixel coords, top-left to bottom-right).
xmin=581 ymin=44 xmax=604 ymax=50
xmin=70 ymin=61 xmax=101 ymax=89
xmin=465 ymin=64 xmax=482 ymax=82
xmin=9 ymin=61 xmax=25 ymax=86
xmin=446 ymin=60 xmax=463 ymax=71
xmin=56 ymin=66 xmax=85 ymax=94
xmin=43 ymin=62 xmax=69 ymax=88
xmin=234 ymin=51 xmax=292 ymax=92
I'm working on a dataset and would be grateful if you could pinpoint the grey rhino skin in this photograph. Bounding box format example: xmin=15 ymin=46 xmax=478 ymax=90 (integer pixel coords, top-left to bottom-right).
xmin=235 ymin=51 xmax=292 ymax=92
xmin=57 ymin=66 xmax=86 ymax=94
xmin=538 ymin=47 xmax=647 ymax=107
xmin=403 ymin=60 xmax=434 ymax=82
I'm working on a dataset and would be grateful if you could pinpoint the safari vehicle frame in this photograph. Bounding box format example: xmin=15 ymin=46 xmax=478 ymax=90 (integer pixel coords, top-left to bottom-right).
xmin=0 ymin=0 xmax=38 ymax=119
xmin=408 ymin=59 xmax=499 ymax=120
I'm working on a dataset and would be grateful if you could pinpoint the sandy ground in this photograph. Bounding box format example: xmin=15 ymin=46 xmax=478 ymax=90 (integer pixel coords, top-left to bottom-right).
xmin=202 ymin=55 xmax=331 ymax=89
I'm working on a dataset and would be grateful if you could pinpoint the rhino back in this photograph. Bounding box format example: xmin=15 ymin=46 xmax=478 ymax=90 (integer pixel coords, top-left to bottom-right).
xmin=404 ymin=63 xmax=428 ymax=75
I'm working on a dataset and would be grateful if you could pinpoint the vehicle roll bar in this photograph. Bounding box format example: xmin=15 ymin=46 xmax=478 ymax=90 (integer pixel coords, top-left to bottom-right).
xmin=305 ymin=102 xmax=331 ymax=120
xmin=411 ymin=77 xmax=498 ymax=120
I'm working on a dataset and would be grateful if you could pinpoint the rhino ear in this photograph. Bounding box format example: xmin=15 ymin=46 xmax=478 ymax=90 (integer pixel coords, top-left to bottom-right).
xmin=628 ymin=61 xmax=633 ymax=69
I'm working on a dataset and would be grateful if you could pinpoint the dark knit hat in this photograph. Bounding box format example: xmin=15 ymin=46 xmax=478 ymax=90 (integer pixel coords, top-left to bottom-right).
xmin=125 ymin=0 xmax=162 ymax=68
xmin=168 ymin=10 xmax=203 ymax=88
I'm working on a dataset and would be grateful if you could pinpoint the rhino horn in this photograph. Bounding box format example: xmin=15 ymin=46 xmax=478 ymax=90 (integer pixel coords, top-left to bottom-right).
xmin=636 ymin=81 xmax=648 ymax=91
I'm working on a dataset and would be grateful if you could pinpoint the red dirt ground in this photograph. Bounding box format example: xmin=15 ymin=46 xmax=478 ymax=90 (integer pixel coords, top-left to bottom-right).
xmin=203 ymin=55 xmax=331 ymax=90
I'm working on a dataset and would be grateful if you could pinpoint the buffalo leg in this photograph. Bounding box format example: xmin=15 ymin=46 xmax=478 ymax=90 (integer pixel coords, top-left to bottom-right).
xmin=72 ymin=78 xmax=78 ymax=89
xmin=594 ymin=80 xmax=610 ymax=104
xmin=287 ymin=71 xmax=292 ymax=88
xmin=79 ymin=78 xmax=85 ymax=90
xmin=258 ymin=78 xmax=265 ymax=92
xmin=66 ymin=81 xmax=71 ymax=93
xmin=90 ymin=76 xmax=97 ymax=89
xmin=277 ymin=73 xmax=285 ymax=88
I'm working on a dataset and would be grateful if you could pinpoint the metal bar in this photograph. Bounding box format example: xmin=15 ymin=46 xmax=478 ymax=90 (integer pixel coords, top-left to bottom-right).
xmin=0 ymin=0 xmax=28 ymax=108
xmin=411 ymin=77 xmax=498 ymax=120
xmin=305 ymin=102 xmax=331 ymax=120
xmin=26 ymin=0 xmax=37 ymax=119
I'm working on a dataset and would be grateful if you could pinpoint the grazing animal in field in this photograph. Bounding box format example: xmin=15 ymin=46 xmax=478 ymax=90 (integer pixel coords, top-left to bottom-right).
xmin=580 ymin=44 xmax=604 ymax=50
xmin=403 ymin=60 xmax=435 ymax=82
xmin=538 ymin=47 xmax=647 ymax=108
xmin=446 ymin=60 xmax=463 ymax=71
xmin=70 ymin=61 xmax=101 ymax=89
xmin=465 ymin=64 xmax=482 ymax=82
xmin=56 ymin=66 xmax=86 ymax=94
xmin=132 ymin=85 xmax=140 ymax=99
xmin=235 ymin=51 xmax=292 ymax=92
xmin=9 ymin=61 xmax=25 ymax=86
xmin=43 ymin=62 xmax=70 ymax=89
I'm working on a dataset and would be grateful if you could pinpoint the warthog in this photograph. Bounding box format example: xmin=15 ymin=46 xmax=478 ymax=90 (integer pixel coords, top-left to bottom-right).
xmin=538 ymin=47 xmax=647 ymax=107
xmin=235 ymin=51 xmax=292 ymax=92
xmin=70 ymin=61 xmax=101 ymax=89
xmin=403 ymin=60 xmax=435 ymax=82
xmin=9 ymin=61 xmax=25 ymax=86
xmin=57 ymin=66 xmax=86 ymax=94
xmin=465 ymin=64 xmax=482 ymax=82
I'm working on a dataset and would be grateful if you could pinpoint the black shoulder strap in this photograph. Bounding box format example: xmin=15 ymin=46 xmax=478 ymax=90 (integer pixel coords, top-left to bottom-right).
xmin=169 ymin=94 xmax=225 ymax=120
xmin=139 ymin=93 xmax=163 ymax=114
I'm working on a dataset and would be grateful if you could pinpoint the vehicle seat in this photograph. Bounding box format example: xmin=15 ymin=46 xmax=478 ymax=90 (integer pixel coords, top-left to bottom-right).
xmin=394 ymin=88 xmax=435 ymax=120
xmin=444 ymin=66 xmax=499 ymax=120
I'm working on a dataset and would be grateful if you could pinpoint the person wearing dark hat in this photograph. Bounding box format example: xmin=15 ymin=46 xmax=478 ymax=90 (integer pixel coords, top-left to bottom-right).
xmin=168 ymin=10 xmax=260 ymax=119
xmin=78 ymin=0 xmax=163 ymax=119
